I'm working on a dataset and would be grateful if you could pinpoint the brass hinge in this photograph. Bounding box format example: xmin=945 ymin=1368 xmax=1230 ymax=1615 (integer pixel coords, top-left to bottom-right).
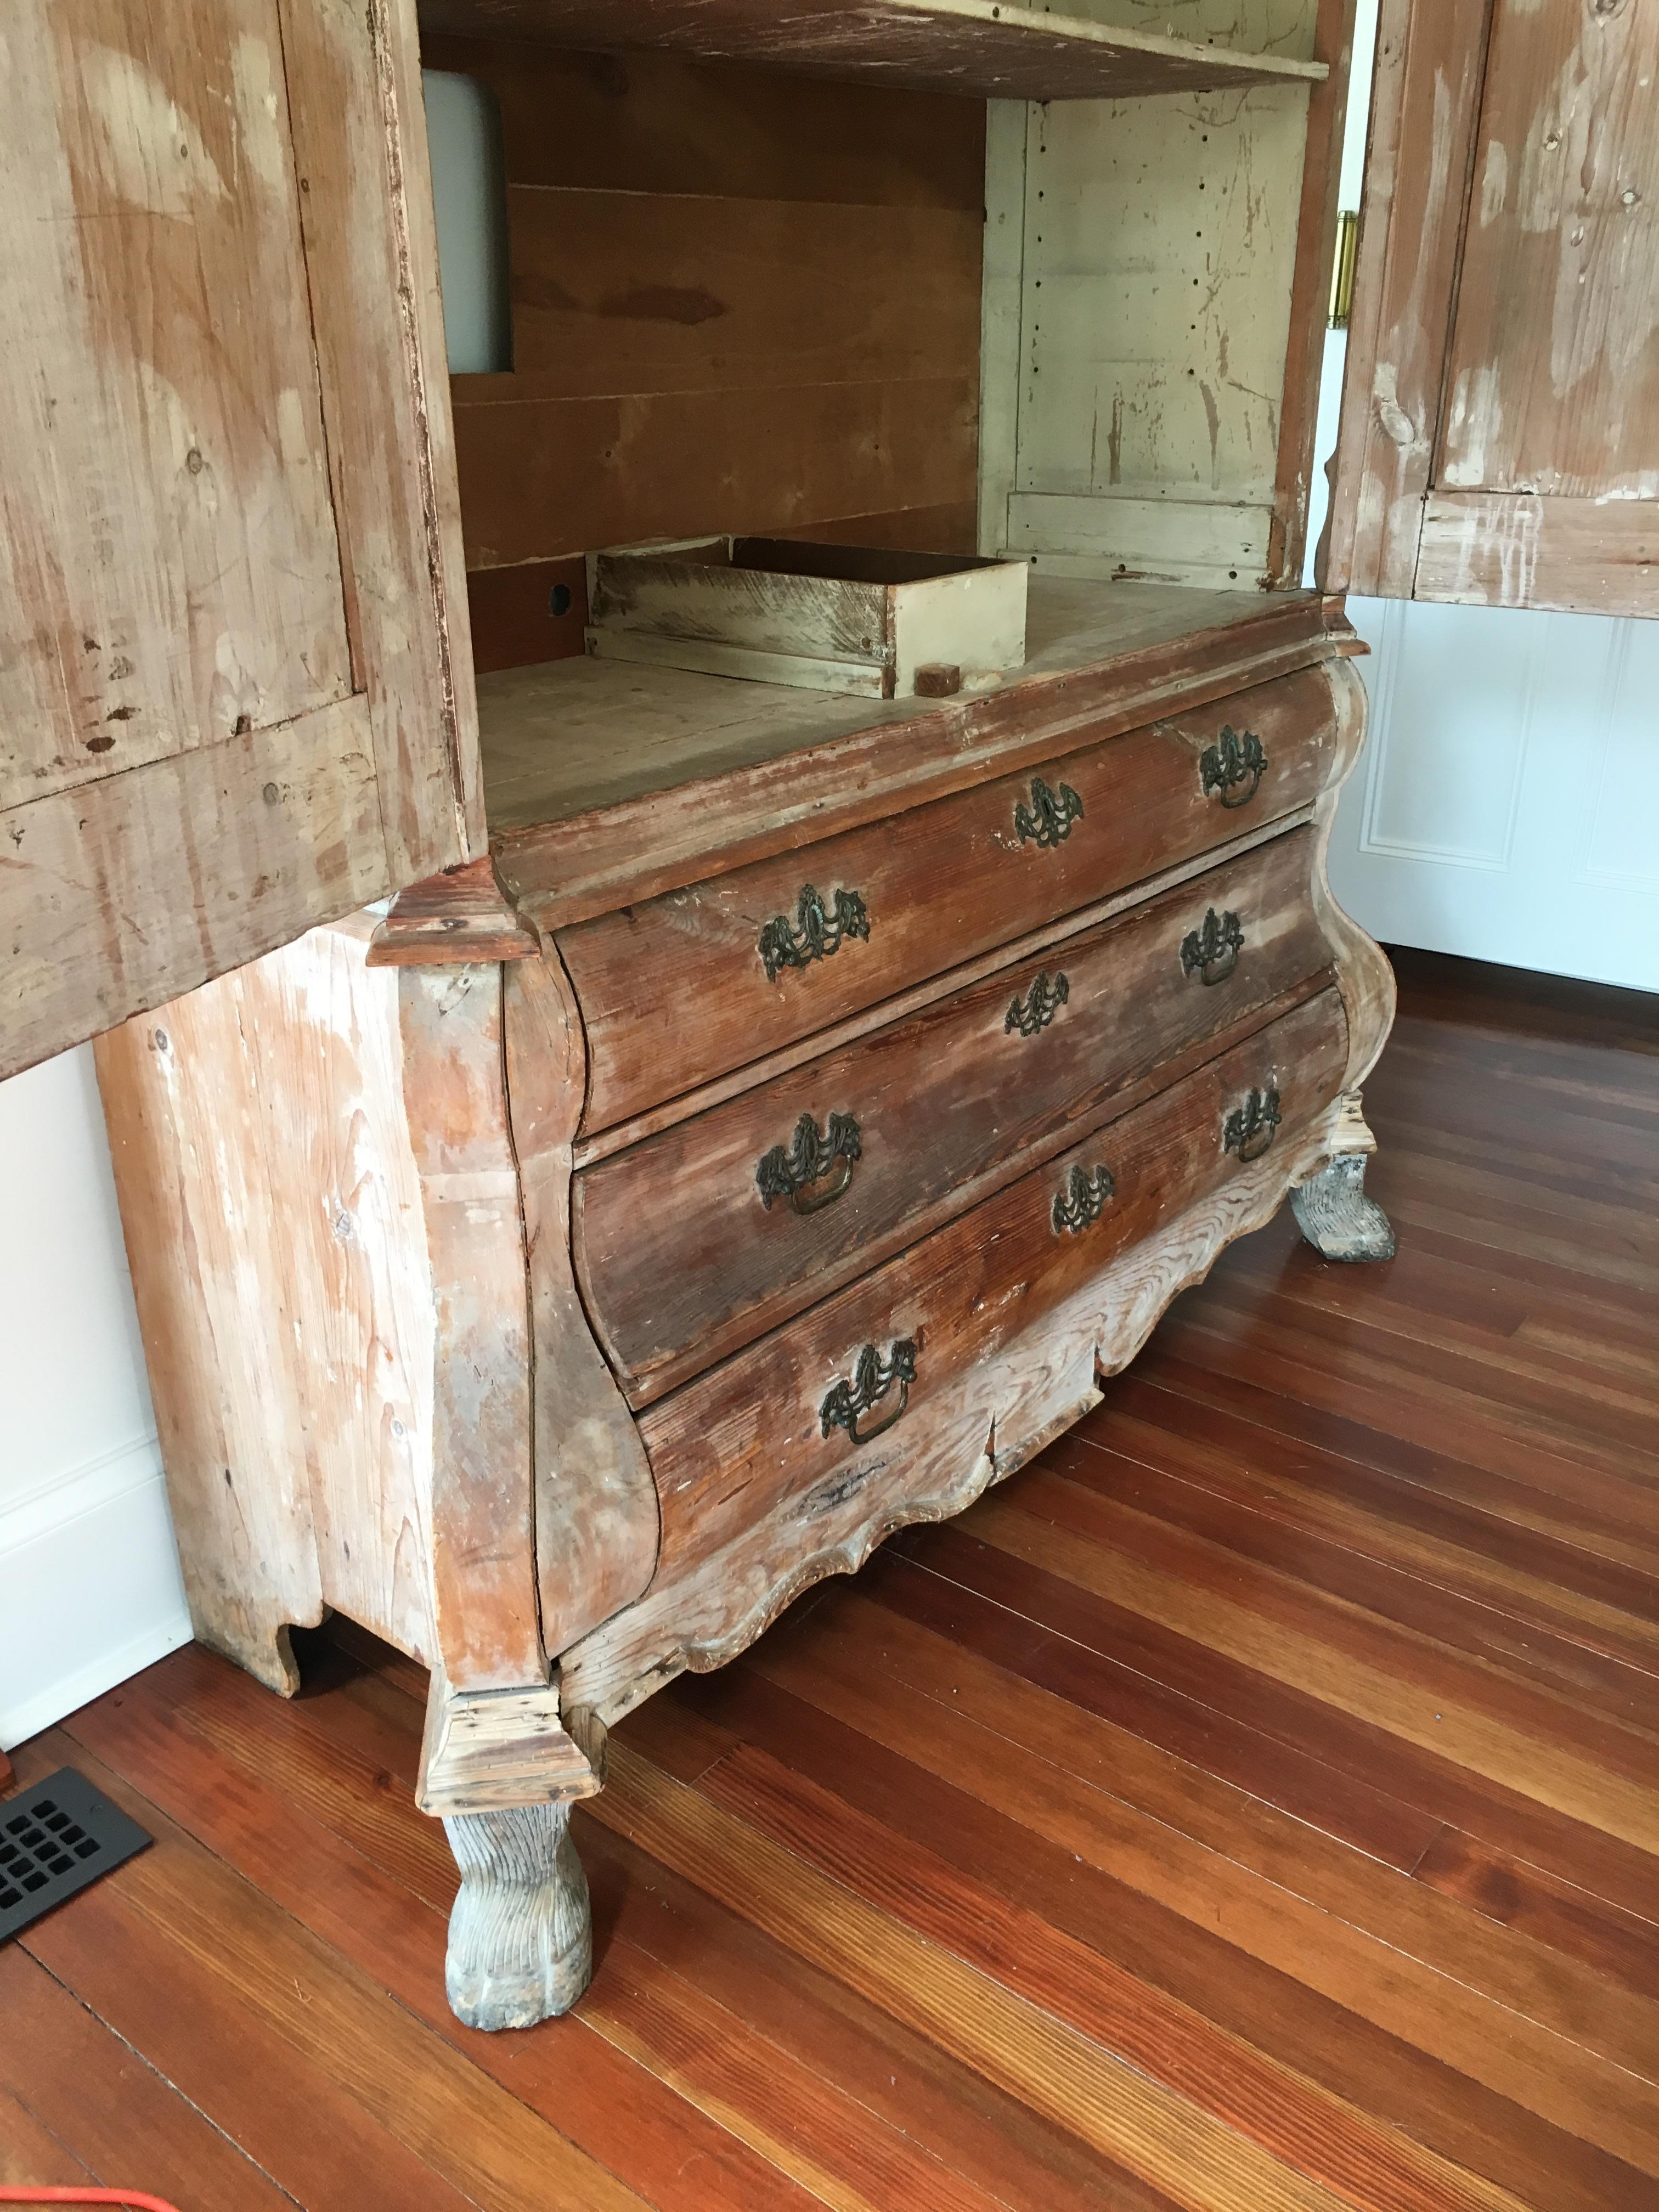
xmin=1328 ymin=208 xmax=1359 ymax=330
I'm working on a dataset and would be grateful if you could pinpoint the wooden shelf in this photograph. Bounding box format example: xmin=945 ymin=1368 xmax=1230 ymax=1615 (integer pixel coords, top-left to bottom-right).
xmin=415 ymin=0 xmax=1327 ymax=102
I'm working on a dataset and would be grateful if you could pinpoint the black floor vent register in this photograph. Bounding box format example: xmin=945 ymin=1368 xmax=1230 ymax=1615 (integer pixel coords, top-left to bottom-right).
xmin=0 ymin=1765 xmax=152 ymax=1942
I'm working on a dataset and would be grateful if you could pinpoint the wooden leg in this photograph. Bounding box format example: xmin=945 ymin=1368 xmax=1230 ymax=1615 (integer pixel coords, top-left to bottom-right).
xmin=441 ymin=1801 xmax=592 ymax=2031
xmin=1292 ymin=1150 xmax=1396 ymax=1263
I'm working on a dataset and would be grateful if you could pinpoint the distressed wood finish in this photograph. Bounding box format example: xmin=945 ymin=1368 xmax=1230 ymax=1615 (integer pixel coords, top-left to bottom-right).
xmin=577 ymin=831 xmax=1334 ymax=1403
xmin=502 ymin=952 xmax=662 ymax=1657
xmin=1328 ymin=0 xmax=1658 ymax=616
xmin=557 ymin=654 xmax=1344 ymax=1131
xmin=1324 ymin=0 xmax=1489 ymax=597
xmin=370 ymin=856 xmax=541 ymax=966
xmin=631 ymin=990 xmax=1350 ymax=1593
xmin=416 ymin=0 xmax=1328 ymax=100
xmin=1436 ymin=0 xmax=1659 ymax=505
xmin=0 ymin=0 xmax=480 ymax=1083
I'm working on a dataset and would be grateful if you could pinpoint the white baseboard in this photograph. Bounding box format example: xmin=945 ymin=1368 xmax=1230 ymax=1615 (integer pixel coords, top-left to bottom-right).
xmin=0 ymin=1434 xmax=193 ymax=1750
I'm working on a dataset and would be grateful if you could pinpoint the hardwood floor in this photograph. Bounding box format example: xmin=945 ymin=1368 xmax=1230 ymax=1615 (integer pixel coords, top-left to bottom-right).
xmin=4 ymin=946 xmax=1657 ymax=2212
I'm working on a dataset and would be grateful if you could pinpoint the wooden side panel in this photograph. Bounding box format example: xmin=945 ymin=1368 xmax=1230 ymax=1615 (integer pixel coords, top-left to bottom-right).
xmin=1437 ymin=0 xmax=1659 ymax=501
xmin=503 ymin=951 xmax=661 ymax=1655
xmin=399 ymin=964 xmax=544 ymax=1691
xmin=0 ymin=0 xmax=351 ymax=804
xmin=423 ymin=35 xmax=984 ymax=658
xmin=91 ymin=920 xmax=442 ymax=1692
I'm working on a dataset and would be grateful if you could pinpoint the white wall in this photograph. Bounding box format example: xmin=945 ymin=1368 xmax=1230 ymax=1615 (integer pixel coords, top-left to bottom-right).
xmin=0 ymin=1048 xmax=189 ymax=1748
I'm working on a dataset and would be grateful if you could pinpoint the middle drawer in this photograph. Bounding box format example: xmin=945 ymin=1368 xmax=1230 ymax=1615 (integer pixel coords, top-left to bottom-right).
xmin=574 ymin=825 xmax=1329 ymax=1405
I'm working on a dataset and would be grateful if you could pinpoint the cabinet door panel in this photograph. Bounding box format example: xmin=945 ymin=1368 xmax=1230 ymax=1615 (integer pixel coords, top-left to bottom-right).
xmin=0 ymin=0 xmax=480 ymax=1082
xmin=1328 ymin=0 xmax=1659 ymax=617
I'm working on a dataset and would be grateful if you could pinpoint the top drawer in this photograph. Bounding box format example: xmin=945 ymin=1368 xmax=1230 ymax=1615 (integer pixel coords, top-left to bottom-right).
xmin=557 ymin=662 xmax=1341 ymax=1133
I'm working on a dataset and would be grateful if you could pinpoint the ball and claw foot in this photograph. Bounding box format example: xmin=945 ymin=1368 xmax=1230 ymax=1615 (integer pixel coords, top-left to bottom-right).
xmin=443 ymin=1799 xmax=592 ymax=2031
xmin=1291 ymin=1151 xmax=1396 ymax=1263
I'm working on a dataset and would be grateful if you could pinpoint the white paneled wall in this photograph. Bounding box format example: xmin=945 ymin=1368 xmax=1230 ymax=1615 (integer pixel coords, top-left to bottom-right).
xmin=0 ymin=1047 xmax=189 ymax=1748
xmin=1331 ymin=599 xmax=1659 ymax=990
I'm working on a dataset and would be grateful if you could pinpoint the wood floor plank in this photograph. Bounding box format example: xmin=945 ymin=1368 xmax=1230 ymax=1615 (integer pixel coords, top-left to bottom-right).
xmin=0 ymin=2085 xmax=99 ymax=2193
xmin=0 ymin=1943 xmax=296 ymax=2212
xmin=686 ymin=1646 xmax=1659 ymax=2207
xmin=593 ymin=1742 xmax=1394 ymax=2212
xmin=899 ymin=1524 xmax=1659 ymax=1923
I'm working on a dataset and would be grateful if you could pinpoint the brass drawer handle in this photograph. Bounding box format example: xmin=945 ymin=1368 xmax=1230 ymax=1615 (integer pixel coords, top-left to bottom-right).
xmin=758 ymin=884 xmax=870 ymax=983
xmin=1006 ymin=969 xmax=1069 ymax=1036
xmin=1014 ymin=776 xmax=1084 ymax=849
xmin=1201 ymin=725 xmax=1267 ymax=809
xmin=1223 ymin=1085 xmax=1282 ymax=1163
xmin=1181 ymin=907 xmax=1245 ymax=986
xmin=1052 ymin=1163 xmax=1116 ymax=1235
xmin=820 ymin=1338 xmax=917 ymax=1445
xmin=757 ymin=1111 xmax=861 ymax=1214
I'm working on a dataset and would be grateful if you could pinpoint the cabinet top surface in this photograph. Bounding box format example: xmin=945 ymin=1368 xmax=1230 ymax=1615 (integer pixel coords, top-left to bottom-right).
xmin=476 ymin=579 xmax=1347 ymax=928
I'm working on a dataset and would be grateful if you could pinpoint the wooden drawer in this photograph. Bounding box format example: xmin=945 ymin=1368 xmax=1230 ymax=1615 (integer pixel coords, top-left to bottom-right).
xmin=640 ymin=986 xmax=1350 ymax=1582
xmin=557 ymin=662 xmax=1340 ymax=1132
xmin=576 ymin=825 xmax=1328 ymax=1405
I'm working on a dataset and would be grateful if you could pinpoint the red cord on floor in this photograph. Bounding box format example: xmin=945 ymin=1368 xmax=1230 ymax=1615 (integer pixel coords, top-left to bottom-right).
xmin=0 ymin=2192 xmax=184 ymax=2209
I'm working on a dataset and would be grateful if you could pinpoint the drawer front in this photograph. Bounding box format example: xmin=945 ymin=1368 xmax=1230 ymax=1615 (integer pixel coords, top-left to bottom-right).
xmin=576 ymin=826 xmax=1329 ymax=1404
xmin=558 ymin=663 xmax=1340 ymax=1133
xmin=640 ymin=987 xmax=1349 ymax=1582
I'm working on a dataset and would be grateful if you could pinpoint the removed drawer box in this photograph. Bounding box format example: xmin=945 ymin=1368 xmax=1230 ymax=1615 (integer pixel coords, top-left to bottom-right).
xmin=586 ymin=537 xmax=1029 ymax=699
xmin=640 ymin=986 xmax=1350 ymax=1582
xmin=575 ymin=826 xmax=1330 ymax=1404
xmin=558 ymin=660 xmax=1342 ymax=1134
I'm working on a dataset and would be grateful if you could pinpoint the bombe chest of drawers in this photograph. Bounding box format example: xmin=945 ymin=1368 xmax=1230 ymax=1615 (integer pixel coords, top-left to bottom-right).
xmin=95 ymin=575 xmax=1396 ymax=2028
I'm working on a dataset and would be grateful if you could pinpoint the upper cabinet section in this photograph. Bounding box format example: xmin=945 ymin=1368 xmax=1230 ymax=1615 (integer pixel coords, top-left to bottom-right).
xmin=0 ymin=0 xmax=481 ymax=1084
xmin=1328 ymin=0 xmax=1659 ymax=617
xmin=413 ymin=0 xmax=1327 ymax=100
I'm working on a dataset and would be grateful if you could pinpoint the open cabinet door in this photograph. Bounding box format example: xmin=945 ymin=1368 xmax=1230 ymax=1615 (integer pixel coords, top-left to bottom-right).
xmin=0 ymin=0 xmax=481 ymax=1082
xmin=1326 ymin=0 xmax=1658 ymax=616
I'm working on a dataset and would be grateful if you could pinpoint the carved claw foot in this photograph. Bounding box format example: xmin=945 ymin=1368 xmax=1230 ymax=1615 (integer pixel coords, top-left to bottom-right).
xmin=1291 ymin=1152 xmax=1397 ymax=1263
xmin=442 ymin=1801 xmax=592 ymax=2030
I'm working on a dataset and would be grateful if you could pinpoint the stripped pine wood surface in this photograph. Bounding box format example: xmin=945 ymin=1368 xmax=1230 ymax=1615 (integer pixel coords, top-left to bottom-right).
xmin=6 ymin=946 xmax=1659 ymax=2211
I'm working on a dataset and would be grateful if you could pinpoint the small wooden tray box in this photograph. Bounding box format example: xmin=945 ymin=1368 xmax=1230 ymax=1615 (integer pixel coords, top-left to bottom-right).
xmin=585 ymin=536 xmax=1029 ymax=699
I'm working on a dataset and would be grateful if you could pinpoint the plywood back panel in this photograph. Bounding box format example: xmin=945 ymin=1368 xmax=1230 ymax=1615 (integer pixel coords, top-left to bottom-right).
xmin=426 ymin=37 xmax=985 ymax=670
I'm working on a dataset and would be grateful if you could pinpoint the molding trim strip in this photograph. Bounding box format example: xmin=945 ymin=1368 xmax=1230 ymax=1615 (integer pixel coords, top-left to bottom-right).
xmin=0 ymin=1432 xmax=192 ymax=1750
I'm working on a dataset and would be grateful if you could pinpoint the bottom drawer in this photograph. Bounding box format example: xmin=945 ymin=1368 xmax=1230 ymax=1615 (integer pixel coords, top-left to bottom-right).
xmin=641 ymin=986 xmax=1350 ymax=1581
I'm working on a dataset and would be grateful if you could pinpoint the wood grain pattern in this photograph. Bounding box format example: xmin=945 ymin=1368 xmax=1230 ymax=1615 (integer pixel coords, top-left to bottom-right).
xmin=576 ymin=832 xmax=1334 ymax=1401
xmin=436 ymin=33 xmax=984 ymax=586
xmin=559 ymin=662 xmax=1342 ymax=1132
xmin=1436 ymin=0 xmax=1659 ymax=503
xmin=24 ymin=947 xmax=1658 ymax=2212
xmin=416 ymin=0 xmax=1328 ymax=99
xmin=1412 ymin=494 xmax=1659 ymax=618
